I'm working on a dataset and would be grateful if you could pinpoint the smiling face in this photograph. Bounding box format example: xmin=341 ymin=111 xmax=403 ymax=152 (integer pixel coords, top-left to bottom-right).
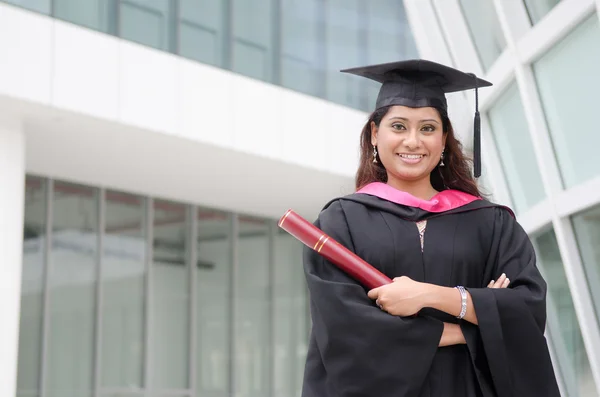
xmin=371 ymin=105 xmax=446 ymax=190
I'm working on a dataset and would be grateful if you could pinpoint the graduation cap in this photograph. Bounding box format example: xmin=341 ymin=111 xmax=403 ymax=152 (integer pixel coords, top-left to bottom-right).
xmin=341 ymin=59 xmax=492 ymax=178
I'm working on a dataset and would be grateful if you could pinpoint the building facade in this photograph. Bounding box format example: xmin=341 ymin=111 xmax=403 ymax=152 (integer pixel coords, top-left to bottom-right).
xmin=1 ymin=0 xmax=599 ymax=397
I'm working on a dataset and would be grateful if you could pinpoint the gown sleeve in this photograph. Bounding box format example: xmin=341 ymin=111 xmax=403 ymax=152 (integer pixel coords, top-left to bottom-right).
xmin=302 ymin=200 xmax=444 ymax=397
xmin=461 ymin=207 xmax=561 ymax=397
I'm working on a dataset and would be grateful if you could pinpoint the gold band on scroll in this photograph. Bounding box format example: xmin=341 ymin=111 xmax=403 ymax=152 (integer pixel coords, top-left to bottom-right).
xmin=278 ymin=210 xmax=292 ymax=227
xmin=317 ymin=237 xmax=329 ymax=253
xmin=313 ymin=234 xmax=326 ymax=250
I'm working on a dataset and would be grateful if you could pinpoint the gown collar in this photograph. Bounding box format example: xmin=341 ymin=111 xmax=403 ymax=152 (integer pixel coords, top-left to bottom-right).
xmin=356 ymin=182 xmax=481 ymax=213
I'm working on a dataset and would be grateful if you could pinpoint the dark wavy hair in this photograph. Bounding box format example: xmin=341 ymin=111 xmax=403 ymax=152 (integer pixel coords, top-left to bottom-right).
xmin=355 ymin=105 xmax=481 ymax=197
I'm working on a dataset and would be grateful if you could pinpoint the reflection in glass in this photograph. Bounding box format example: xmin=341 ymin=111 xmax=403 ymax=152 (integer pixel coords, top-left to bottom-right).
xmin=274 ymin=229 xmax=308 ymax=397
xmin=101 ymin=191 xmax=146 ymax=388
xmin=196 ymin=208 xmax=231 ymax=396
xmin=53 ymin=0 xmax=116 ymax=33
xmin=488 ymin=83 xmax=545 ymax=213
xmin=458 ymin=0 xmax=506 ymax=70
xmin=325 ymin=0 xmax=362 ymax=109
xmin=236 ymin=216 xmax=270 ymax=397
xmin=231 ymin=0 xmax=274 ymax=82
xmin=17 ymin=176 xmax=46 ymax=397
xmin=524 ymin=0 xmax=562 ymax=24
xmin=364 ymin=0 xmax=418 ymax=107
xmin=281 ymin=0 xmax=323 ymax=97
xmin=533 ymin=15 xmax=600 ymax=188
xmin=179 ymin=0 xmax=224 ymax=67
xmin=151 ymin=199 xmax=190 ymax=389
xmin=2 ymin=0 xmax=50 ymax=14
xmin=534 ymin=229 xmax=597 ymax=396
xmin=120 ymin=0 xmax=176 ymax=52
xmin=47 ymin=181 xmax=98 ymax=397
xmin=572 ymin=204 xmax=600 ymax=324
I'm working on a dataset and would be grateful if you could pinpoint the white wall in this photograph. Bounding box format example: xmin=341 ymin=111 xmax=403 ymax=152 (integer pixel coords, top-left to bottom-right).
xmin=0 ymin=2 xmax=367 ymax=221
xmin=0 ymin=119 xmax=26 ymax=397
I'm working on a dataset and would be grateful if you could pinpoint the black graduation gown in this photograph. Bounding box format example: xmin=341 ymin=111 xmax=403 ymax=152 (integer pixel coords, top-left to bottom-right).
xmin=301 ymin=193 xmax=561 ymax=397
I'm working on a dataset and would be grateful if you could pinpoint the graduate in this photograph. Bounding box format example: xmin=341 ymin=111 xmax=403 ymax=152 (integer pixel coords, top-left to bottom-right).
xmin=301 ymin=59 xmax=561 ymax=397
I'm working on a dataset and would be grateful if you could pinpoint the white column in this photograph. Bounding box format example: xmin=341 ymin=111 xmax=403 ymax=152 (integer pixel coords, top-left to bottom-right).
xmin=0 ymin=119 xmax=25 ymax=397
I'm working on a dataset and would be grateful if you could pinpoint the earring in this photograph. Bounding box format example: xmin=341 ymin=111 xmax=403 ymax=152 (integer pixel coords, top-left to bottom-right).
xmin=373 ymin=145 xmax=378 ymax=163
xmin=440 ymin=150 xmax=445 ymax=167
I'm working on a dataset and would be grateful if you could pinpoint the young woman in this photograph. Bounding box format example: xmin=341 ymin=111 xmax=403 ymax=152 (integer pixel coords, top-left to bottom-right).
xmin=301 ymin=59 xmax=560 ymax=397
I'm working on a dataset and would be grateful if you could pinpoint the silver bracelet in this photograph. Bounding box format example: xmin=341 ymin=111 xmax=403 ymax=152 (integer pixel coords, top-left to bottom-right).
xmin=456 ymin=286 xmax=467 ymax=319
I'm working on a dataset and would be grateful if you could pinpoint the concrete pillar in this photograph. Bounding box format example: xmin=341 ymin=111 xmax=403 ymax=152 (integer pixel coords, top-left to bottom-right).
xmin=0 ymin=118 xmax=25 ymax=397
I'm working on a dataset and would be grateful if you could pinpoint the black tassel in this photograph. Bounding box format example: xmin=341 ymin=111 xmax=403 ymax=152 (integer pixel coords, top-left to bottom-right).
xmin=470 ymin=73 xmax=481 ymax=178
xmin=474 ymin=110 xmax=481 ymax=178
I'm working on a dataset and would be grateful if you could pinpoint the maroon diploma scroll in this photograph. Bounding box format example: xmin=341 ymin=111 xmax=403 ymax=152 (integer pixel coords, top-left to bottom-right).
xmin=278 ymin=209 xmax=392 ymax=290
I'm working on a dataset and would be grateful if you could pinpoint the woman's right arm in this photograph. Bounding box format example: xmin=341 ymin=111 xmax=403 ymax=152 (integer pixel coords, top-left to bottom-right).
xmin=304 ymin=200 xmax=444 ymax=397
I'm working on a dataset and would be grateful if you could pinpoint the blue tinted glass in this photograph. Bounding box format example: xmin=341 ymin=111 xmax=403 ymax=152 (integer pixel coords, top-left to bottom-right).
xmin=2 ymin=0 xmax=50 ymax=14
xmin=54 ymin=0 xmax=117 ymax=34
xmin=281 ymin=0 xmax=324 ymax=97
xmin=231 ymin=0 xmax=274 ymax=82
xmin=120 ymin=0 xmax=176 ymax=52
xmin=325 ymin=0 xmax=362 ymax=109
xmin=364 ymin=0 xmax=418 ymax=109
xmin=179 ymin=0 xmax=224 ymax=67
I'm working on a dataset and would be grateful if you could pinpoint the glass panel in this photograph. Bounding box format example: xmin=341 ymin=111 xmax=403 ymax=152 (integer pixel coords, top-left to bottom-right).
xmin=231 ymin=0 xmax=274 ymax=82
xmin=196 ymin=208 xmax=231 ymax=397
xmin=179 ymin=0 xmax=224 ymax=67
xmin=2 ymin=0 xmax=50 ymax=14
xmin=151 ymin=199 xmax=190 ymax=389
xmin=273 ymin=228 xmax=308 ymax=397
xmin=280 ymin=0 xmax=323 ymax=97
xmin=235 ymin=216 xmax=270 ymax=397
xmin=524 ymin=0 xmax=562 ymax=24
xmin=364 ymin=0 xmax=418 ymax=109
xmin=101 ymin=191 xmax=146 ymax=388
xmin=325 ymin=0 xmax=362 ymax=109
xmin=53 ymin=0 xmax=117 ymax=34
xmin=17 ymin=176 xmax=46 ymax=397
xmin=534 ymin=229 xmax=597 ymax=396
xmin=488 ymin=82 xmax=545 ymax=213
xmin=572 ymin=204 xmax=600 ymax=323
xmin=47 ymin=181 xmax=98 ymax=397
xmin=532 ymin=14 xmax=600 ymax=188
xmin=120 ymin=0 xmax=176 ymax=52
xmin=458 ymin=0 xmax=507 ymax=70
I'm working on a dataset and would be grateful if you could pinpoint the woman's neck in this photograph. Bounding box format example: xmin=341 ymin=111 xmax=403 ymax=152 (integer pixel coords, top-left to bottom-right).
xmin=386 ymin=177 xmax=439 ymax=201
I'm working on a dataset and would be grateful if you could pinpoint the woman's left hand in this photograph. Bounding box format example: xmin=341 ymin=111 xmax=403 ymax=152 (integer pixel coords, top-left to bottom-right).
xmin=367 ymin=276 xmax=431 ymax=317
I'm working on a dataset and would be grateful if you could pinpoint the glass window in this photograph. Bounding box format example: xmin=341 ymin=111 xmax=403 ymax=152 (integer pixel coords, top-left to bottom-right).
xmin=101 ymin=191 xmax=146 ymax=388
xmin=2 ymin=0 xmax=50 ymax=14
xmin=231 ymin=0 xmax=274 ymax=82
xmin=325 ymin=0 xmax=362 ymax=109
xmin=572 ymin=204 xmax=600 ymax=324
xmin=53 ymin=0 xmax=117 ymax=34
xmin=488 ymin=82 xmax=545 ymax=213
xmin=178 ymin=0 xmax=224 ymax=67
xmin=280 ymin=0 xmax=324 ymax=97
xmin=119 ymin=0 xmax=176 ymax=52
xmin=273 ymin=228 xmax=308 ymax=397
xmin=533 ymin=229 xmax=597 ymax=397
xmin=235 ymin=216 xmax=270 ymax=397
xmin=196 ymin=208 xmax=231 ymax=397
xmin=458 ymin=0 xmax=507 ymax=70
xmin=364 ymin=0 xmax=418 ymax=108
xmin=532 ymin=14 xmax=600 ymax=188
xmin=524 ymin=0 xmax=562 ymax=24
xmin=17 ymin=176 xmax=46 ymax=397
xmin=151 ymin=199 xmax=190 ymax=389
xmin=47 ymin=181 xmax=98 ymax=397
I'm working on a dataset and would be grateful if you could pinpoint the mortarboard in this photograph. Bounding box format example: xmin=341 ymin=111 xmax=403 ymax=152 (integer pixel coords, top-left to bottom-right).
xmin=341 ymin=59 xmax=492 ymax=178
